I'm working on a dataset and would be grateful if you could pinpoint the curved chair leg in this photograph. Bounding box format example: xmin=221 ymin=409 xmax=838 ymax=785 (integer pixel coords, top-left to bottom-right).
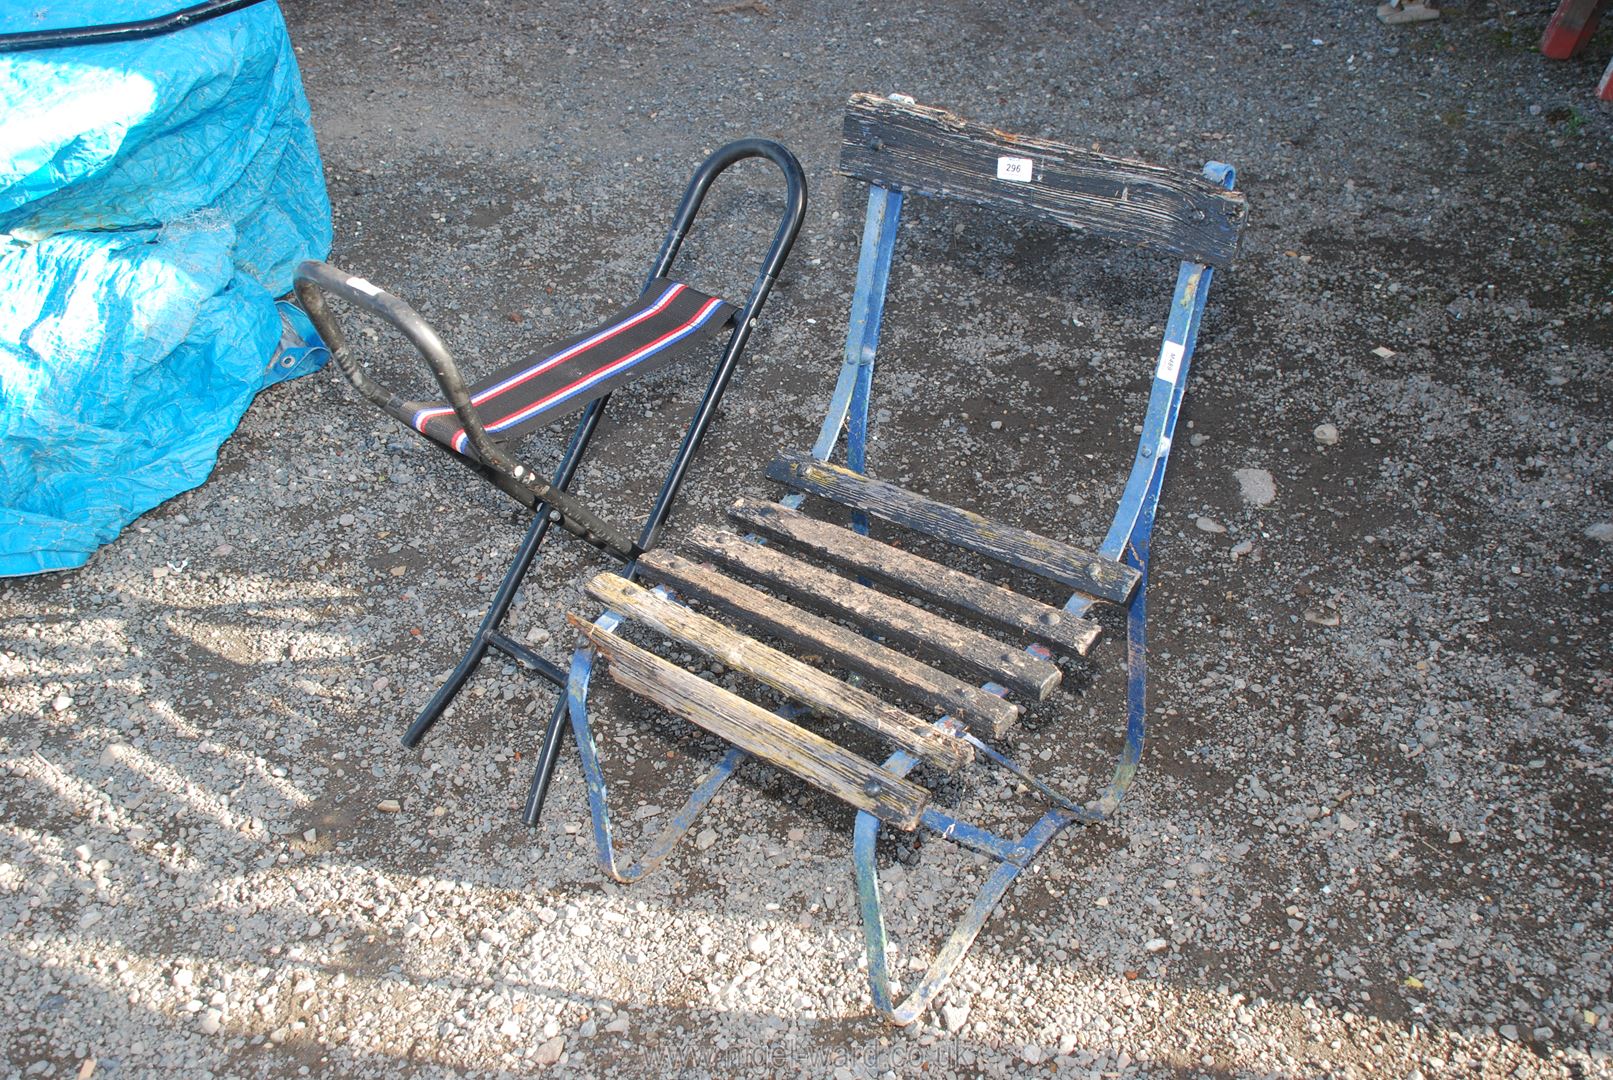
xmin=566 ymin=604 xmax=745 ymax=883
xmin=850 ymin=562 xmax=1153 ymax=1024
xmin=855 ymin=805 xmax=1081 ymax=1025
xmin=404 ymin=512 xmax=552 ymax=748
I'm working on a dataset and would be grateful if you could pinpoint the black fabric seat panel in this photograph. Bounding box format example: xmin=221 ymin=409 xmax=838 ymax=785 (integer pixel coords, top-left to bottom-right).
xmin=388 ymin=278 xmax=734 ymax=456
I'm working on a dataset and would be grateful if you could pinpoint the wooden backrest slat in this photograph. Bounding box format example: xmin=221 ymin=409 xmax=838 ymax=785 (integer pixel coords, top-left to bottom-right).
xmin=837 ymin=92 xmax=1247 ymax=266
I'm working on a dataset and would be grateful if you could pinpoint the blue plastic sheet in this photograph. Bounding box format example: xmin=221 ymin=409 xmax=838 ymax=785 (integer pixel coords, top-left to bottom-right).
xmin=0 ymin=1 xmax=331 ymax=576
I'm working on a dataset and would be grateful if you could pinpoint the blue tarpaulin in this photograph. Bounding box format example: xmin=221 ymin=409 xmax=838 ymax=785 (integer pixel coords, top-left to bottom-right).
xmin=0 ymin=1 xmax=331 ymax=576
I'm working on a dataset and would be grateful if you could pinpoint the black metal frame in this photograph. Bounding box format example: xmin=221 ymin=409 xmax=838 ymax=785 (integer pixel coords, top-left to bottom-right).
xmin=292 ymin=139 xmax=806 ymax=813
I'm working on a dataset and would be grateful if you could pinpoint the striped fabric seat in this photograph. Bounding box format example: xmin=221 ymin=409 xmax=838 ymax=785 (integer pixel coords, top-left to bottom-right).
xmin=390 ymin=278 xmax=735 ymax=457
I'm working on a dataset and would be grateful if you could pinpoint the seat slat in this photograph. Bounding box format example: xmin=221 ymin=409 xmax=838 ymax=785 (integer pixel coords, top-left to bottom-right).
xmin=766 ymin=450 xmax=1141 ymax=604
xmin=584 ymin=573 xmax=972 ymax=774
xmin=729 ymin=497 xmax=1102 ymax=657
xmin=568 ymin=616 xmax=929 ymax=831
xmin=688 ymin=527 xmax=1062 ymax=700
xmin=636 ymin=550 xmax=1020 ymax=736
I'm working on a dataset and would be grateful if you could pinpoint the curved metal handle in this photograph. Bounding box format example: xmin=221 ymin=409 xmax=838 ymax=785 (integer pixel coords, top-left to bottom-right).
xmin=292 ymin=260 xmax=501 ymax=454
xmin=635 ymin=140 xmax=809 ymax=553
xmin=649 ymin=138 xmax=808 ymax=305
xmin=292 ymin=261 xmax=640 ymax=559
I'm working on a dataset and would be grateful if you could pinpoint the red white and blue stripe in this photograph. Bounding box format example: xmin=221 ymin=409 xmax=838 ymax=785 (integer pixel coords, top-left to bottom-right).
xmin=445 ymin=295 xmax=728 ymax=454
xmin=396 ymin=280 xmax=735 ymax=458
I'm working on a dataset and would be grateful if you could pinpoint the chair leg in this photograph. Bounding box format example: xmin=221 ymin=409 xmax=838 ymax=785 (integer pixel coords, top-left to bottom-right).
xmin=1541 ymin=0 xmax=1608 ymax=59
xmin=401 ymin=511 xmax=552 ymax=748
xmin=854 ymin=805 xmax=1079 ymax=1025
xmin=402 ymin=639 xmax=489 ymax=748
xmin=526 ymin=604 xmax=744 ymax=857
xmin=521 ymin=692 xmax=570 ymax=825
xmin=401 ymin=391 xmax=612 ymax=750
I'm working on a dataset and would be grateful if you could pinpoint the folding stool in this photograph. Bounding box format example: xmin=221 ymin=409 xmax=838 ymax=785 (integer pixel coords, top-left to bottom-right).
xmin=292 ymin=140 xmax=806 ymax=790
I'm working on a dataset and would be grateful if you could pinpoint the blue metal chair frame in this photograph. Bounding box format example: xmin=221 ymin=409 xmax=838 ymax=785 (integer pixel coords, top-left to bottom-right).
xmin=562 ymin=159 xmax=1237 ymax=1023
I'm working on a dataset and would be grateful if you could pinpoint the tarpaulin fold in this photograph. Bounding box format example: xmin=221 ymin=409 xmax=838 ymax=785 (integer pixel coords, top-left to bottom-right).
xmin=0 ymin=0 xmax=331 ymax=575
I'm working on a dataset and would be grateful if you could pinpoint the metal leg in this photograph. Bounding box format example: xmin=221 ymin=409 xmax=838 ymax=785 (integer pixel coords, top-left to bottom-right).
xmin=521 ymin=692 xmax=571 ymax=826
xmin=402 ymin=396 xmax=609 ymax=749
xmin=812 ymin=186 xmax=902 ymax=469
xmin=856 ymin=804 xmax=1079 ymax=1025
xmin=401 ymin=511 xmax=551 ymax=748
xmin=545 ymin=602 xmax=743 ymax=871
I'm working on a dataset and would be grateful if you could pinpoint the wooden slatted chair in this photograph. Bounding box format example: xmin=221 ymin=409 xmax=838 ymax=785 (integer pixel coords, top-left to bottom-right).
xmin=537 ymin=94 xmax=1247 ymax=1025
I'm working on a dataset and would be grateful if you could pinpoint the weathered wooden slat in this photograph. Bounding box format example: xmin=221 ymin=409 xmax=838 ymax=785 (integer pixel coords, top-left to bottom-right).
xmin=636 ymin=549 xmax=1020 ymax=736
xmin=838 ymin=92 xmax=1247 ymax=266
xmin=687 ymin=526 xmax=1062 ymax=701
xmin=728 ymin=497 xmax=1103 ymax=657
xmin=584 ymin=573 xmax=972 ymax=774
xmin=765 ymin=451 xmax=1141 ymax=604
xmin=568 ymin=616 xmax=929 ymax=831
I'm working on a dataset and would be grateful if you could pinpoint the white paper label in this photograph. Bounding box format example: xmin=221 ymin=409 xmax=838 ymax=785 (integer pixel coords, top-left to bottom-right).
xmin=1156 ymin=341 xmax=1185 ymax=382
xmin=996 ymin=155 xmax=1034 ymax=182
xmin=346 ymin=275 xmax=383 ymax=297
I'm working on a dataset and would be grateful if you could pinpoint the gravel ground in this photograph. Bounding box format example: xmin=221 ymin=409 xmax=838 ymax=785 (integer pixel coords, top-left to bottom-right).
xmin=3 ymin=1 xmax=1611 ymax=1077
